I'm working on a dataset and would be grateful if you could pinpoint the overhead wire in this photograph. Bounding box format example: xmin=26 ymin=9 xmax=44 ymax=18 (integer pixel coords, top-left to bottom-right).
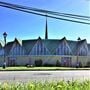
xmin=0 ymin=1 xmax=90 ymax=25
xmin=0 ymin=1 xmax=89 ymax=21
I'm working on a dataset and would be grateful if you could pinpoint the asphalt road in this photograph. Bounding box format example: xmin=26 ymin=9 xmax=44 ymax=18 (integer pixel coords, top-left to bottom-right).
xmin=0 ymin=70 xmax=90 ymax=82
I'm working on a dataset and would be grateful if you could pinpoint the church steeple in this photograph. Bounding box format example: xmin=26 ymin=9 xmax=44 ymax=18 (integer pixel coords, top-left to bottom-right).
xmin=45 ymin=16 xmax=48 ymax=39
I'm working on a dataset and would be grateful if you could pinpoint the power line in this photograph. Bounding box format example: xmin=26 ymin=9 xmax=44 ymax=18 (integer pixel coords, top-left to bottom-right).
xmin=0 ymin=1 xmax=89 ymax=20
xmin=6 ymin=2 xmax=89 ymax=21
xmin=0 ymin=1 xmax=90 ymax=25
xmin=0 ymin=1 xmax=90 ymax=21
xmin=0 ymin=4 xmax=89 ymax=25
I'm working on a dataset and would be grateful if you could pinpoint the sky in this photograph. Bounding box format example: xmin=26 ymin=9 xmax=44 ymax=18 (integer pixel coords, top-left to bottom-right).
xmin=0 ymin=0 xmax=90 ymax=43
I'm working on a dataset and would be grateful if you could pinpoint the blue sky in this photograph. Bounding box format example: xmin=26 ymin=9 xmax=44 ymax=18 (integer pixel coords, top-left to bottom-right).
xmin=0 ymin=0 xmax=90 ymax=43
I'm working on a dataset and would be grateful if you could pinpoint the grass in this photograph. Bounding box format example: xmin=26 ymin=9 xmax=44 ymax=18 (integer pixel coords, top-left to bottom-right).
xmin=0 ymin=66 xmax=90 ymax=71
xmin=0 ymin=80 xmax=90 ymax=90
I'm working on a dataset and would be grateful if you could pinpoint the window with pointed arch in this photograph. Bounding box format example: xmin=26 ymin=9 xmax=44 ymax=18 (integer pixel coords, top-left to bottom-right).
xmin=30 ymin=41 xmax=50 ymax=55
xmin=56 ymin=41 xmax=72 ymax=55
xmin=9 ymin=42 xmax=25 ymax=56
xmin=78 ymin=44 xmax=88 ymax=56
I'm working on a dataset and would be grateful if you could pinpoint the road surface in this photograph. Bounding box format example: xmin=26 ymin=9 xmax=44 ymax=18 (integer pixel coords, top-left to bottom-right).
xmin=0 ymin=70 xmax=90 ymax=82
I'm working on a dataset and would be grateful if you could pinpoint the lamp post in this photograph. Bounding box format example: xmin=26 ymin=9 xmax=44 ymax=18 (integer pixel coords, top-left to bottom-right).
xmin=3 ymin=32 xmax=7 ymax=69
xmin=76 ymin=37 xmax=81 ymax=68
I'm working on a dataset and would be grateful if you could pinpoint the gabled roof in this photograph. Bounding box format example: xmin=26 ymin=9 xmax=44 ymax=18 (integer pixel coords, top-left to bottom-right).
xmin=77 ymin=39 xmax=87 ymax=51
xmin=5 ymin=41 xmax=13 ymax=55
xmin=77 ymin=39 xmax=86 ymax=46
xmin=56 ymin=37 xmax=73 ymax=55
xmin=14 ymin=38 xmax=22 ymax=46
xmin=5 ymin=38 xmax=22 ymax=55
xmin=4 ymin=37 xmax=90 ymax=56
xmin=68 ymin=40 xmax=77 ymax=55
xmin=43 ymin=39 xmax=60 ymax=54
xmin=38 ymin=36 xmax=42 ymax=40
xmin=29 ymin=37 xmax=42 ymax=54
xmin=42 ymin=37 xmax=68 ymax=54
xmin=68 ymin=39 xmax=87 ymax=55
xmin=22 ymin=39 xmax=37 ymax=54
xmin=60 ymin=37 xmax=66 ymax=41
xmin=29 ymin=37 xmax=51 ymax=55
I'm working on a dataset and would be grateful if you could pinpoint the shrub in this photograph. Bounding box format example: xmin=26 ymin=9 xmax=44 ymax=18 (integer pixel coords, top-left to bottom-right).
xmin=35 ymin=59 xmax=42 ymax=66
xmin=75 ymin=62 xmax=82 ymax=68
xmin=79 ymin=62 xmax=82 ymax=68
xmin=86 ymin=61 xmax=90 ymax=67
xmin=43 ymin=63 xmax=54 ymax=67
xmin=56 ymin=60 xmax=61 ymax=67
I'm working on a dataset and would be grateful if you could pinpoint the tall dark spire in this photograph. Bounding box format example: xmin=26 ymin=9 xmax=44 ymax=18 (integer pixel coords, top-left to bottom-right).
xmin=45 ymin=16 xmax=48 ymax=39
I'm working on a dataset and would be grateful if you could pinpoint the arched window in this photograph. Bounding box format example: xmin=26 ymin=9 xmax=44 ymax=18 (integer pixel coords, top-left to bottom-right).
xmin=56 ymin=40 xmax=72 ymax=55
xmin=78 ymin=43 xmax=88 ymax=56
xmin=30 ymin=40 xmax=50 ymax=55
xmin=9 ymin=42 xmax=25 ymax=56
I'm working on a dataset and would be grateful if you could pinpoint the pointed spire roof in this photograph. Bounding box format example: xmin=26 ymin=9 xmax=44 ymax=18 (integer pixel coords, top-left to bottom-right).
xmin=14 ymin=38 xmax=22 ymax=46
xmin=61 ymin=37 xmax=66 ymax=41
xmin=38 ymin=36 xmax=42 ymax=40
xmin=77 ymin=37 xmax=81 ymax=41
xmin=45 ymin=16 xmax=48 ymax=39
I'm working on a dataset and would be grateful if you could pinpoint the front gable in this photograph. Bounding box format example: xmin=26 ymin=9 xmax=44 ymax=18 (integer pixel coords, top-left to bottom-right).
xmin=29 ymin=37 xmax=50 ymax=55
xmin=77 ymin=40 xmax=88 ymax=56
xmin=56 ymin=37 xmax=72 ymax=55
xmin=9 ymin=38 xmax=25 ymax=56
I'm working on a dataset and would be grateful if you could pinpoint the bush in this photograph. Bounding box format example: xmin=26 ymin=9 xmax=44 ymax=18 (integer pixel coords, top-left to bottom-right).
xmin=43 ymin=63 xmax=54 ymax=67
xmin=76 ymin=62 xmax=82 ymax=68
xmin=86 ymin=61 xmax=90 ymax=67
xmin=35 ymin=59 xmax=42 ymax=66
xmin=79 ymin=62 xmax=82 ymax=68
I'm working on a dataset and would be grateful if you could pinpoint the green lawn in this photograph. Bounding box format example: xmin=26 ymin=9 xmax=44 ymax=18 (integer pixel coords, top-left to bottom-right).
xmin=0 ymin=80 xmax=90 ymax=90
xmin=0 ymin=66 xmax=90 ymax=71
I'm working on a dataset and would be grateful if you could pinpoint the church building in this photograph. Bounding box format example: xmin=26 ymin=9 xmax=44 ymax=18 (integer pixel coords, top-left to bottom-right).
xmin=0 ymin=19 xmax=90 ymax=67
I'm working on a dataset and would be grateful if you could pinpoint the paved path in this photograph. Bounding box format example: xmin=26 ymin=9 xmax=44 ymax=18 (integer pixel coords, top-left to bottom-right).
xmin=0 ymin=70 xmax=90 ymax=82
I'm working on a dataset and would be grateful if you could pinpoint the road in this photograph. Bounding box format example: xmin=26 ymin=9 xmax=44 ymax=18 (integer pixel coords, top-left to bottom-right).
xmin=0 ymin=70 xmax=90 ymax=82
